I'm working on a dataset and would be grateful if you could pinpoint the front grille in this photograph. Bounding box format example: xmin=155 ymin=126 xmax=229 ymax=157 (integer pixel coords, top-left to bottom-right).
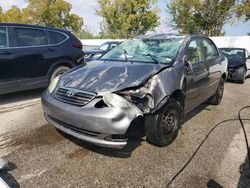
xmin=55 ymin=87 xmax=96 ymax=106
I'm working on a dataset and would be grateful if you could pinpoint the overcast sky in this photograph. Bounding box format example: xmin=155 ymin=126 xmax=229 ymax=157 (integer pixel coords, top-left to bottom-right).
xmin=0 ymin=0 xmax=249 ymax=36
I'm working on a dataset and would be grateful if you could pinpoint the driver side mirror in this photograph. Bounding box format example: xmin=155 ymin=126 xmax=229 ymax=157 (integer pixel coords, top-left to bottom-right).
xmin=183 ymin=56 xmax=193 ymax=75
xmin=247 ymin=55 xmax=250 ymax=59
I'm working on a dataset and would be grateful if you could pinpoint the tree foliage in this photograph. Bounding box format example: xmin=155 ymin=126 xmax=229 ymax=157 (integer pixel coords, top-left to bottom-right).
xmin=97 ymin=0 xmax=160 ymax=38
xmin=3 ymin=5 xmax=27 ymax=23
xmin=0 ymin=0 xmax=84 ymax=33
xmin=76 ymin=26 xmax=99 ymax=39
xmin=167 ymin=0 xmax=236 ymax=36
xmin=235 ymin=0 xmax=250 ymax=21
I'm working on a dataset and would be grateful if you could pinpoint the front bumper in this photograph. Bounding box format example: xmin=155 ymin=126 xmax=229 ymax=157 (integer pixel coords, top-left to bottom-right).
xmin=41 ymin=91 xmax=139 ymax=149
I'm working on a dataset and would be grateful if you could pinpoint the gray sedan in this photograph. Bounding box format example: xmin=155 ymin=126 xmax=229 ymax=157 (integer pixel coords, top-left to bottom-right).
xmin=42 ymin=34 xmax=228 ymax=148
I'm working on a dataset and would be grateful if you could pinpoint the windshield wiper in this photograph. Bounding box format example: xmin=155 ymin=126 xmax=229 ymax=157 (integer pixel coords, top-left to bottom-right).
xmin=123 ymin=50 xmax=129 ymax=62
xmin=142 ymin=54 xmax=161 ymax=64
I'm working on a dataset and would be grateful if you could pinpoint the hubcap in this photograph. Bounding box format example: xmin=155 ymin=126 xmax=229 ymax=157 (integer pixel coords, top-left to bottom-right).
xmin=162 ymin=109 xmax=177 ymax=134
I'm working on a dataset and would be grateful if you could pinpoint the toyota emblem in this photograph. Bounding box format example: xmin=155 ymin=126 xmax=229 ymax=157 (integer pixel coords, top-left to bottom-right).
xmin=66 ymin=90 xmax=75 ymax=97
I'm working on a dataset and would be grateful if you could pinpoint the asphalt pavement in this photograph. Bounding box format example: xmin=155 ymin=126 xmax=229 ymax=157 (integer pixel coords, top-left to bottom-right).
xmin=0 ymin=80 xmax=250 ymax=188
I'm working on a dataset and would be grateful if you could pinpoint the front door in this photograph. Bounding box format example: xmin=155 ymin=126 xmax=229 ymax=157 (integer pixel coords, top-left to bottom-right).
xmin=0 ymin=26 xmax=19 ymax=95
xmin=184 ymin=40 xmax=209 ymax=113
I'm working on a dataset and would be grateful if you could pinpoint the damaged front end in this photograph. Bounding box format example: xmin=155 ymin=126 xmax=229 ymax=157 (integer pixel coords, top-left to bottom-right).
xmin=43 ymin=61 xmax=177 ymax=148
xmin=112 ymin=72 xmax=172 ymax=115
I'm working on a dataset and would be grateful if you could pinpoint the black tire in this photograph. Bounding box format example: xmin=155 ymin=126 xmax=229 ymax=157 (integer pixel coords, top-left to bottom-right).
xmin=50 ymin=66 xmax=70 ymax=82
xmin=145 ymin=99 xmax=181 ymax=147
xmin=239 ymin=68 xmax=246 ymax=84
xmin=209 ymin=78 xmax=224 ymax=105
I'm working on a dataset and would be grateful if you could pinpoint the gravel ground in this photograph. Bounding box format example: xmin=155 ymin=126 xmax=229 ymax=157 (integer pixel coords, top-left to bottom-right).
xmin=0 ymin=80 xmax=250 ymax=188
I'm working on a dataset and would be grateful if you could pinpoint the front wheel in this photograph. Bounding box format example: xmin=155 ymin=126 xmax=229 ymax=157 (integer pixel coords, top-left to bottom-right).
xmin=239 ymin=68 xmax=246 ymax=84
xmin=145 ymin=99 xmax=181 ymax=147
xmin=209 ymin=78 xmax=224 ymax=105
xmin=50 ymin=66 xmax=70 ymax=82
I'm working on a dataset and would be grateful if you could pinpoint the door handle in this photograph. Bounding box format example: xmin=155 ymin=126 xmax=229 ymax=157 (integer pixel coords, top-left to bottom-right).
xmin=47 ymin=48 xmax=55 ymax=52
xmin=0 ymin=51 xmax=12 ymax=55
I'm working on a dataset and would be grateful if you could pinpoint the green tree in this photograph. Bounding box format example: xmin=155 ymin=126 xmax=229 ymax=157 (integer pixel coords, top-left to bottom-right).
xmin=3 ymin=5 xmax=28 ymax=23
xmin=97 ymin=0 xmax=160 ymax=38
xmin=76 ymin=27 xmax=99 ymax=39
xmin=24 ymin=0 xmax=83 ymax=33
xmin=0 ymin=7 xmax=4 ymax=22
xmin=235 ymin=0 xmax=250 ymax=21
xmin=167 ymin=0 xmax=235 ymax=36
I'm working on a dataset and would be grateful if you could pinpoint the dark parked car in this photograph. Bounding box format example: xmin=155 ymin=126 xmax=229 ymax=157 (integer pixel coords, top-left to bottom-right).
xmin=0 ymin=23 xmax=84 ymax=95
xmin=42 ymin=34 xmax=227 ymax=149
xmin=84 ymin=41 xmax=121 ymax=62
xmin=220 ymin=48 xmax=250 ymax=83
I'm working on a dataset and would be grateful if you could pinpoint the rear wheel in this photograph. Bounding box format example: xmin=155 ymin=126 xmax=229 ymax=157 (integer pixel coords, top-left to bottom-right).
xmin=50 ymin=66 xmax=70 ymax=82
xmin=145 ymin=99 xmax=181 ymax=147
xmin=209 ymin=78 xmax=224 ymax=105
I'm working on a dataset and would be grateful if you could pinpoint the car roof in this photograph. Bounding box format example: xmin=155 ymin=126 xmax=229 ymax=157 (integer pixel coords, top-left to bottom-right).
xmin=103 ymin=41 xmax=121 ymax=44
xmin=137 ymin=33 xmax=186 ymax=39
xmin=0 ymin=23 xmax=70 ymax=33
xmin=136 ymin=33 xmax=210 ymax=40
xmin=220 ymin=47 xmax=245 ymax=50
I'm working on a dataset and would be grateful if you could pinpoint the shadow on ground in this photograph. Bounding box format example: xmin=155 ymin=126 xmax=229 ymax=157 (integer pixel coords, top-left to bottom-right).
xmin=238 ymin=149 xmax=250 ymax=188
xmin=207 ymin=179 xmax=223 ymax=188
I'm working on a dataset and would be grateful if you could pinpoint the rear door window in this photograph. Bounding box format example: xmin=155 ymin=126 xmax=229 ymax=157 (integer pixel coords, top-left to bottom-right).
xmin=48 ymin=31 xmax=67 ymax=44
xmin=14 ymin=28 xmax=48 ymax=47
xmin=0 ymin=27 xmax=8 ymax=48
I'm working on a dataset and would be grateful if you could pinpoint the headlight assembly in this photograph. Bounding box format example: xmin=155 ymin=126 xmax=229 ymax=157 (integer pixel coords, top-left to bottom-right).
xmin=48 ymin=76 xmax=59 ymax=94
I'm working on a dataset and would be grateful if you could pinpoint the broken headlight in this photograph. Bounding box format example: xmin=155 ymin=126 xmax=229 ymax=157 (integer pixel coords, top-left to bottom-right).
xmin=117 ymin=88 xmax=151 ymax=112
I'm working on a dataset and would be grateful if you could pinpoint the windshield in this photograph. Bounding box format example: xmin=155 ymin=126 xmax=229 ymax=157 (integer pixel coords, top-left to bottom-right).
xmin=96 ymin=43 xmax=109 ymax=51
xmin=100 ymin=38 xmax=184 ymax=64
xmin=220 ymin=48 xmax=245 ymax=60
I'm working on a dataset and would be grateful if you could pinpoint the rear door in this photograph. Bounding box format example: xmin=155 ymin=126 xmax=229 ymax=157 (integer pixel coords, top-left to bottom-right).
xmin=10 ymin=27 xmax=52 ymax=90
xmin=0 ymin=26 xmax=19 ymax=94
xmin=202 ymin=39 xmax=222 ymax=99
xmin=184 ymin=39 xmax=209 ymax=113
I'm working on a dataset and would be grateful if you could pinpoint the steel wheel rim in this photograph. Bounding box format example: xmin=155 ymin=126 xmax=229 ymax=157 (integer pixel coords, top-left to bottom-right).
xmin=162 ymin=108 xmax=177 ymax=135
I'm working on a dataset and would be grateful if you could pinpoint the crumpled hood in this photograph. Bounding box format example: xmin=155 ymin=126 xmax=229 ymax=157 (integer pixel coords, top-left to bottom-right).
xmin=59 ymin=60 xmax=165 ymax=94
xmin=227 ymin=58 xmax=245 ymax=68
